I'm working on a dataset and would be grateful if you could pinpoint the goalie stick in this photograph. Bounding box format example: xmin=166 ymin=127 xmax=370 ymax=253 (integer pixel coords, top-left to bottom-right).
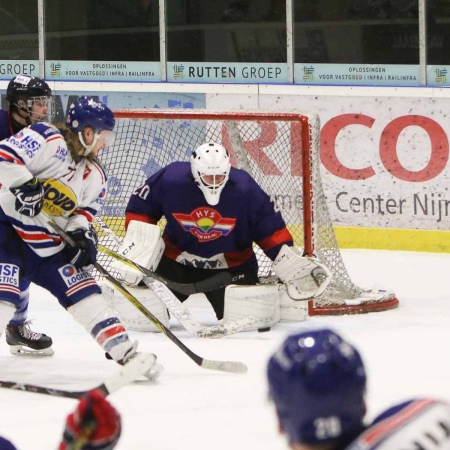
xmin=94 ymin=216 xmax=254 ymax=338
xmin=94 ymin=216 xmax=232 ymax=296
xmin=0 ymin=352 xmax=155 ymax=399
xmin=44 ymin=214 xmax=247 ymax=374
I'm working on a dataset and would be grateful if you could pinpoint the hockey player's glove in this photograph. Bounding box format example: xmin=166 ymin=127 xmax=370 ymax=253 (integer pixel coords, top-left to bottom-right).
xmin=59 ymin=389 xmax=121 ymax=450
xmin=67 ymin=227 xmax=98 ymax=270
xmin=10 ymin=177 xmax=44 ymax=217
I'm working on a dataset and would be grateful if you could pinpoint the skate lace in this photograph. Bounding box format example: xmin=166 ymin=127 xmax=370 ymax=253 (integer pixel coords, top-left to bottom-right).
xmin=19 ymin=322 xmax=43 ymax=341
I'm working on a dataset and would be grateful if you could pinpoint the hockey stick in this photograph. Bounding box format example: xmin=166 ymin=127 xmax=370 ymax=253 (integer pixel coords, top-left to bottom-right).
xmin=94 ymin=216 xmax=232 ymax=296
xmin=44 ymin=215 xmax=247 ymax=374
xmin=0 ymin=352 xmax=155 ymax=399
xmin=94 ymin=217 xmax=254 ymax=338
xmin=97 ymin=244 xmax=232 ymax=296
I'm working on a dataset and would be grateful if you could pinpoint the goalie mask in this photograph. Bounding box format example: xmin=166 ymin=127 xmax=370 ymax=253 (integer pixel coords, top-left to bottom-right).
xmin=267 ymin=328 xmax=366 ymax=445
xmin=190 ymin=143 xmax=231 ymax=206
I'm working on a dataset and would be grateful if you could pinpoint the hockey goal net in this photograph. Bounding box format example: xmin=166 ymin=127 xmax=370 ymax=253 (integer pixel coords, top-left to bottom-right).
xmin=96 ymin=109 xmax=398 ymax=315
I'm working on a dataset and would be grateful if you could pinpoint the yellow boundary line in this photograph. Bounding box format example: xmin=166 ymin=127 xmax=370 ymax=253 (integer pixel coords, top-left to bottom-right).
xmin=97 ymin=216 xmax=450 ymax=254
xmin=335 ymin=226 xmax=450 ymax=253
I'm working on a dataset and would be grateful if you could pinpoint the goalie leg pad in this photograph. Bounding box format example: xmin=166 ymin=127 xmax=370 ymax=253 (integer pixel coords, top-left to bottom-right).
xmin=223 ymin=284 xmax=281 ymax=331
xmin=102 ymin=283 xmax=169 ymax=332
xmin=272 ymin=245 xmax=332 ymax=300
xmin=111 ymin=221 xmax=165 ymax=286
xmin=279 ymin=284 xmax=308 ymax=322
xmin=68 ymin=293 xmax=134 ymax=362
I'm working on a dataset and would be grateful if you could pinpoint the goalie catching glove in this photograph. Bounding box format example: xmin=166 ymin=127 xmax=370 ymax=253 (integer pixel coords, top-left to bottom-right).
xmin=111 ymin=220 xmax=164 ymax=286
xmin=272 ymin=245 xmax=332 ymax=301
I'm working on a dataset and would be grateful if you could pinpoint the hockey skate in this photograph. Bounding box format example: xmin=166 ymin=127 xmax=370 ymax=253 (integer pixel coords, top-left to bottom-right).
xmin=107 ymin=341 xmax=164 ymax=382
xmin=6 ymin=322 xmax=54 ymax=357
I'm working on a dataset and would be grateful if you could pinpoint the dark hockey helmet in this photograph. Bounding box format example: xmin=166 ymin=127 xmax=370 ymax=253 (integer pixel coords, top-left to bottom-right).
xmin=66 ymin=96 xmax=115 ymax=133
xmin=267 ymin=328 xmax=366 ymax=445
xmin=6 ymin=75 xmax=54 ymax=122
xmin=6 ymin=75 xmax=52 ymax=103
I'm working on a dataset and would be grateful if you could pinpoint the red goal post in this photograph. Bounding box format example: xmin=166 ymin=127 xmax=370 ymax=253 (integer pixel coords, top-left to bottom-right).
xmin=96 ymin=109 xmax=398 ymax=315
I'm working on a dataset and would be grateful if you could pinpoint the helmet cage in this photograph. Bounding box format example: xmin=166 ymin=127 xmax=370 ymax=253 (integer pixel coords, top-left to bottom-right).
xmin=25 ymin=95 xmax=55 ymax=123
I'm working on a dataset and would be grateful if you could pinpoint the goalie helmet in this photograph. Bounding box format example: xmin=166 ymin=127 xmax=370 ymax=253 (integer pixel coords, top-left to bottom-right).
xmin=267 ymin=328 xmax=366 ymax=445
xmin=6 ymin=75 xmax=54 ymax=123
xmin=190 ymin=143 xmax=231 ymax=206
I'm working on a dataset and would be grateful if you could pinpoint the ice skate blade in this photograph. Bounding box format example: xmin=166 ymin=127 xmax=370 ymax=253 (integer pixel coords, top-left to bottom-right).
xmin=143 ymin=363 xmax=164 ymax=381
xmin=9 ymin=345 xmax=54 ymax=357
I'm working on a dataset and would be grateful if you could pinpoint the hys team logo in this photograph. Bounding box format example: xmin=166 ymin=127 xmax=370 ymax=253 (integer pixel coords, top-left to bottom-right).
xmin=173 ymin=207 xmax=236 ymax=242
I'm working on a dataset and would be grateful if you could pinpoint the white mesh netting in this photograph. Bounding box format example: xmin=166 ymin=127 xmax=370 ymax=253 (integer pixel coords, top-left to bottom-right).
xmin=95 ymin=110 xmax=397 ymax=314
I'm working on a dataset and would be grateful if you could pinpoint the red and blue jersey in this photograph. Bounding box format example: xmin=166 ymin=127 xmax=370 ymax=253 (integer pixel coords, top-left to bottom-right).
xmin=125 ymin=161 xmax=293 ymax=271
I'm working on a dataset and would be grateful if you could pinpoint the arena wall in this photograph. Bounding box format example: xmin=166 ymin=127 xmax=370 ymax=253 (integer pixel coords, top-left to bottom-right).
xmin=2 ymin=80 xmax=449 ymax=252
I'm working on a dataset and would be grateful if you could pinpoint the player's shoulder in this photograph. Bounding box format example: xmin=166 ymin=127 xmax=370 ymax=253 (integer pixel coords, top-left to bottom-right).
xmin=152 ymin=161 xmax=190 ymax=182
xmin=0 ymin=109 xmax=11 ymax=140
xmin=228 ymin=166 xmax=262 ymax=191
xmin=346 ymin=398 xmax=450 ymax=450
xmin=86 ymin=158 xmax=108 ymax=184
xmin=29 ymin=122 xmax=62 ymax=140
xmin=165 ymin=161 xmax=190 ymax=174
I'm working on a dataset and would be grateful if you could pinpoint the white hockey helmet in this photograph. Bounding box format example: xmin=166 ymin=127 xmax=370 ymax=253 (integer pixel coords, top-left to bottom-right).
xmin=190 ymin=143 xmax=231 ymax=206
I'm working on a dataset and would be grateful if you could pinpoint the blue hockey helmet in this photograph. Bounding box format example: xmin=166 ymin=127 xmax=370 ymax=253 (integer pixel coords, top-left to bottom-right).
xmin=65 ymin=96 xmax=115 ymax=134
xmin=267 ymin=328 xmax=366 ymax=445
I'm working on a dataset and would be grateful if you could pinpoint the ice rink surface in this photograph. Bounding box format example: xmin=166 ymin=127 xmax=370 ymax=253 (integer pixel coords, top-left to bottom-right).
xmin=0 ymin=249 xmax=449 ymax=449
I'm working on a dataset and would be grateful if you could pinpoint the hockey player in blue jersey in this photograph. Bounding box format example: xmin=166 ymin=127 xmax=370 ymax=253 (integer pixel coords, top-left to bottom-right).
xmin=0 ymin=75 xmax=55 ymax=356
xmin=267 ymin=327 xmax=450 ymax=449
xmin=111 ymin=142 xmax=331 ymax=333
xmin=0 ymin=96 xmax=160 ymax=379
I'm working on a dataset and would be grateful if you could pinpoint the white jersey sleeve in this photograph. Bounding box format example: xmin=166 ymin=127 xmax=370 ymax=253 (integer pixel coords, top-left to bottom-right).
xmin=346 ymin=398 xmax=450 ymax=450
xmin=0 ymin=123 xmax=107 ymax=257
xmin=0 ymin=123 xmax=64 ymax=188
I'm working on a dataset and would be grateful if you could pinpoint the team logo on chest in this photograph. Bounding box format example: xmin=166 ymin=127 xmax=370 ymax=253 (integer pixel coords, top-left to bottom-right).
xmin=41 ymin=178 xmax=78 ymax=218
xmin=173 ymin=207 xmax=236 ymax=242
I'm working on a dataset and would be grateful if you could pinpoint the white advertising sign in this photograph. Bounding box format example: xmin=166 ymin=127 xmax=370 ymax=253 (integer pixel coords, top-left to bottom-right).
xmin=252 ymin=93 xmax=450 ymax=231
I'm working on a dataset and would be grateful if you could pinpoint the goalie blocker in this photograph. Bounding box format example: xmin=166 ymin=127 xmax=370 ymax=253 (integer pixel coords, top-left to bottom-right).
xmin=111 ymin=220 xmax=164 ymax=286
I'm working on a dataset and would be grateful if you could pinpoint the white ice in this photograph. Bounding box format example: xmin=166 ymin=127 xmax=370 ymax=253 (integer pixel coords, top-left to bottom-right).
xmin=0 ymin=249 xmax=449 ymax=450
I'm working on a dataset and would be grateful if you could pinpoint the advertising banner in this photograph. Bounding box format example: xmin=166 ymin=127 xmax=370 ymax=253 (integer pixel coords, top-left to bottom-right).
xmin=45 ymin=61 xmax=160 ymax=82
xmin=294 ymin=64 xmax=420 ymax=86
xmin=167 ymin=62 xmax=287 ymax=83
xmin=256 ymin=92 xmax=450 ymax=231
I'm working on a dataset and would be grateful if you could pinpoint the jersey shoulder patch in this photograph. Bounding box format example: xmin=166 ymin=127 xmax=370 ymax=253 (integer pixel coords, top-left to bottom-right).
xmin=30 ymin=122 xmax=62 ymax=140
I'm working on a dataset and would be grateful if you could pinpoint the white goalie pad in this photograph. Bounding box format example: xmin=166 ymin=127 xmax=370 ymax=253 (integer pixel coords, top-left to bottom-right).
xmin=272 ymin=245 xmax=332 ymax=301
xmin=101 ymin=282 xmax=169 ymax=332
xmin=223 ymin=284 xmax=281 ymax=332
xmin=279 ymin=284 xmax=308 ymax=322
xmin=111 ymin=220 xmax=165 ymax=286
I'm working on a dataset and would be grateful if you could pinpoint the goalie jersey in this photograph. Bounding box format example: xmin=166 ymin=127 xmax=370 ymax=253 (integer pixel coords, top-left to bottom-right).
xmin=0 ymin=123 xmax=107 ymax=257
xmin=125 ymin=161 xmax=293 ymax=271
xmin=346 ymin=398 xmax=450 ymax=450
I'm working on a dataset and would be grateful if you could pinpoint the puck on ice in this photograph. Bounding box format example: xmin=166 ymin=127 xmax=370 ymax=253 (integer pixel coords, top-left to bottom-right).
xmin=258 ymin=327 xmax=271 ymax=333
